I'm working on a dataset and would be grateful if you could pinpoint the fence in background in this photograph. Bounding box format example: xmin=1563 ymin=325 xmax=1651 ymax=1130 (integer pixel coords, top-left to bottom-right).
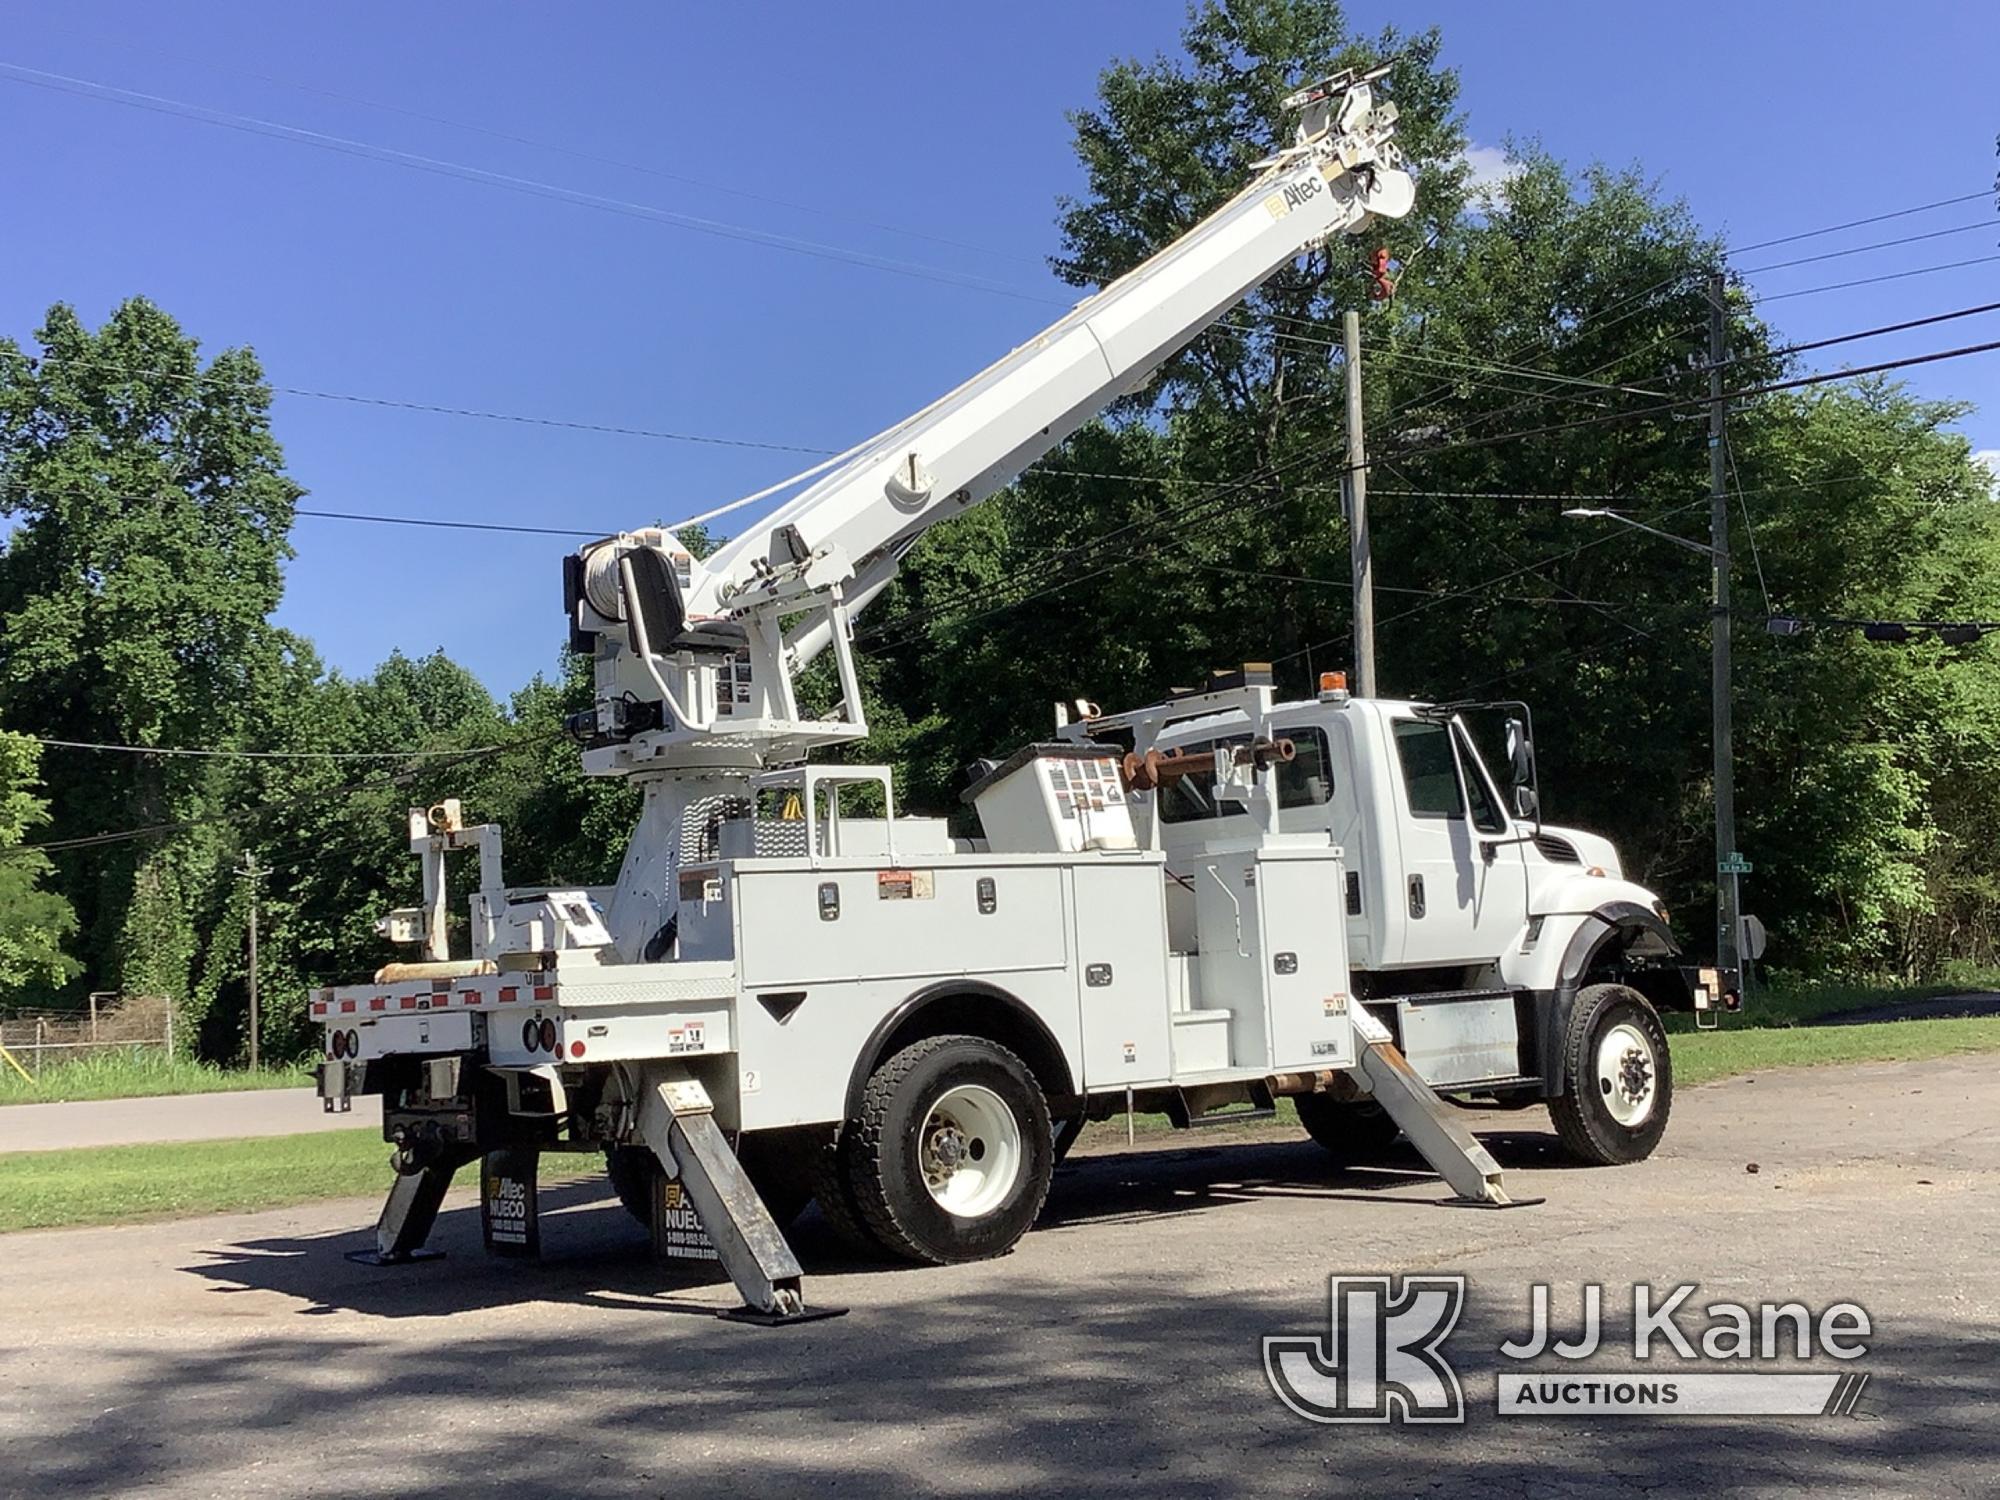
xmin=0 ymin=994 xmax=173 ymax=1079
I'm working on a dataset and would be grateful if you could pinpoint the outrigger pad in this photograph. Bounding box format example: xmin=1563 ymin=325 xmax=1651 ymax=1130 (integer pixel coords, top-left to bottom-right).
xmin=344 ymin=1246 xmax=447 ymax=1266
xmin=717 ymin=1302 xmax=849 ymax=1327
xmin=1438 ymin=1194 xmax=1546 ymax=1211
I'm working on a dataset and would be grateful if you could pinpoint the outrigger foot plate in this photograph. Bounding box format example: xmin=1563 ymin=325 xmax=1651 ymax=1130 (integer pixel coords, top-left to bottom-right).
xmin=345 ymin=1246 xmax=447 ymax=1266
xmin=718 ymin=1302 xmax=849 ymax=1327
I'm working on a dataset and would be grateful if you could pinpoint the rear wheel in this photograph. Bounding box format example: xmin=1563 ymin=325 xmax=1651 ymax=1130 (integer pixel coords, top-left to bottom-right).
xmin=805 ymin=1132 xmax=886 ymax=1253
xmin=1549 ymin=983 xmax=1673 ymax=1165
xmin=1295 ymin=1093 xmax=1403 ymax=1166
xmin=845 ymin=1034 xmax=1054 ymax=1264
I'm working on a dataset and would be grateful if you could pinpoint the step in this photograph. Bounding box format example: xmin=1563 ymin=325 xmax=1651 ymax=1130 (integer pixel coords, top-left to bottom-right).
xmin=1170 ymin=1008 xmax=1233 ymax=1073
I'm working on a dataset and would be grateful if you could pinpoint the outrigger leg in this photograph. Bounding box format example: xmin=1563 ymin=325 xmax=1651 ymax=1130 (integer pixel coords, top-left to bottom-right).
xmin=346 ymin=1145 xmax=477 ymax=1265
xmin=1348 ymin=1009 xmax=1542 ymax=1210
xmin=631 ymin=1065 xmax=844 ymax=1326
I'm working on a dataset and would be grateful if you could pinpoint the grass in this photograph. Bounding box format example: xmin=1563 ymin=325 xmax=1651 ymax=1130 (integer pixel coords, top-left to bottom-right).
xmin=0 ymin=1130 xmax=601 ymax=1233
xmin=1692 ymin=970 xmax=2000 ymax=1032
xmin=0 ymin=1051 xmax=313 ymax=1106
xmin=1670 ymin=1013 xmax=2000 ymax=1087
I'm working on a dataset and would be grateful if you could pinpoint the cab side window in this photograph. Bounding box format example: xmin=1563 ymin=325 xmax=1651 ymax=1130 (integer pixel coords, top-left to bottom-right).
xmin=1392 ymin=720 xmax=1464 ymax=819
xmin=1158 ymin=727 xmax=1334 ymax=823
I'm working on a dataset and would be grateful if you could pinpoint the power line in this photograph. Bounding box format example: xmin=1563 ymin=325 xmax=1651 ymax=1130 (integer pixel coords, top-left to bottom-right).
xmin=1723 ymin=432 xmax=1774 ymax=617
xmin=13 ymin=312 xmax=1994 ymax=557
xmin=27 ymin=735 xmax=522 ymax=760
xmin=35 ymin=24 xmax=1046 ymax=269
xmin=0 ymin=345 xmax=840 ymax=456
xmin=1747 ymin=299 xmax=2000 ymax=362
xmin=1274 ymin=496 xmax=1718 ymax=669
xmin=1736 ymin=218 xmax=1996 ymax=276
xmin=1180 ymin=555 xmax=1647 ymax=610
xmin=297 ymin=507 xmax=599 ymax=538
xmin=1 ymin=732 xmax=563 ymax=859
xmin=1752 ymin=253 xmax=2000 ymax=302
xmin=0 ymin=62 xmax=1061 ymax=306
xmin=1727 ymin=189 xmax=1996 ymax=254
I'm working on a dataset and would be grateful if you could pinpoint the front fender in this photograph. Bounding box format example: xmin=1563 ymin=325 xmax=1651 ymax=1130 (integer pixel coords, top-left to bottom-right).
xmin=1507 ymin=901 xmax=1690 ymax=1098
xmin=1529 ymin=872 xmax=1662 ymax=920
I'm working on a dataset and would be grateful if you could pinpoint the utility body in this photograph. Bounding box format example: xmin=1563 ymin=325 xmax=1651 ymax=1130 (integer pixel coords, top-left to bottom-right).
xmin=310 ymin=71 xmax=1726 ymax=1322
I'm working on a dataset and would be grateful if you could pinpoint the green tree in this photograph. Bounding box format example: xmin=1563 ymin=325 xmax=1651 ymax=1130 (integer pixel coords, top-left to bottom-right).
xmin=0 ymin=297 xmax=301 ymax=1012
xmin=0 ymin=731 xmax=79 ymax=999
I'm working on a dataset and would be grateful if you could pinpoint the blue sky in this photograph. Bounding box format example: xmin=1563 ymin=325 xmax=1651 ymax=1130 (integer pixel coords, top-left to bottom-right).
xmin=3 ymin=2 xmax=1995 ymax=696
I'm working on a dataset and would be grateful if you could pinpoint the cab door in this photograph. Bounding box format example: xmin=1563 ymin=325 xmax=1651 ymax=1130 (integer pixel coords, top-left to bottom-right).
xmin=1386 ymin=717 xmax=1529 ymax=968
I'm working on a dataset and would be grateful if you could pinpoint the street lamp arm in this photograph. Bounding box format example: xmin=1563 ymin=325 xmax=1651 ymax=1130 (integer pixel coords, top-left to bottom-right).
xmin=1561 ymin=507 xmax=1724 ymax=559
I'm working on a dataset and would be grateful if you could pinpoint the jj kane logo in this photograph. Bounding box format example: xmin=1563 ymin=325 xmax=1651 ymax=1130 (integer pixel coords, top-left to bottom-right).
xmin=1263 ymin=1275 xmax=1467 ymax=1424
xmin=1265 ymin=1277 xmax=1874 ymax=1424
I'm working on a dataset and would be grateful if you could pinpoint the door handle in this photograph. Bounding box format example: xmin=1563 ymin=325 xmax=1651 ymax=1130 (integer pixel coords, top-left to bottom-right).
xmin=1408 ymin=874 xmax=1426 ymax=918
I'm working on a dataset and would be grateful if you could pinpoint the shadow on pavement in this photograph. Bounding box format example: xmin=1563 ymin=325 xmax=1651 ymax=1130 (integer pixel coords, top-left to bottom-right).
xmin=178 ymin=1128 xmax=1578 ymax=1320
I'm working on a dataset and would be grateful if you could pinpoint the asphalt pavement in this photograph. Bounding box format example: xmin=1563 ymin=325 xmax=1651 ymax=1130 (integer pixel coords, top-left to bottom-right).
xmin=0 ymin=1087 xmax=378 ymax=1153
xmin=2 ymin=1053 xmax=1994 ymax=1497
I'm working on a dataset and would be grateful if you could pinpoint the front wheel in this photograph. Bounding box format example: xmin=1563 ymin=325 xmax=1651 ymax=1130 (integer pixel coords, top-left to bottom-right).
xmin=1549 ymin=984 xmax=1673 ymax=1165
xmin=844 ymin=1034 xmax=1054 ymax=1264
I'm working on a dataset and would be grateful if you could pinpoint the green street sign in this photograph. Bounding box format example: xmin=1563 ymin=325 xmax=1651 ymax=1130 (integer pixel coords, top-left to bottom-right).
xmin=1719 ymin=853 xmax=1753 ymax=875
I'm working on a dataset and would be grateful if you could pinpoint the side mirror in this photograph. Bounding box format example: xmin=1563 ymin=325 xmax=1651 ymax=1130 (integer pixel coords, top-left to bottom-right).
xmin=619 ymin=546 xmax=686 ymax=656
xmin=1505 ymin=716 xmax=1539 ymax=824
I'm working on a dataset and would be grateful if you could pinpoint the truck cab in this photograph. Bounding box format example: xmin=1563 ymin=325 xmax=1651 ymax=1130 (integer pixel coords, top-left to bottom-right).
xmin=1068 ymin=670 xmax=1721 ymax=1135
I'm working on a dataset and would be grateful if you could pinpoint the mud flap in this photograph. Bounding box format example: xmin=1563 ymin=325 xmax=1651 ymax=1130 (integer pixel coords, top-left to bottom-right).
xmin=480 ymin=1148 xmax=541 ymax=1258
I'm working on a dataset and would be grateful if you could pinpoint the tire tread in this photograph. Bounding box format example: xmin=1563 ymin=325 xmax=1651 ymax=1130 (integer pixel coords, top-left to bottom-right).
xmin=847 ymin=1033 xmax=1053 ymax=1264
xmin=1549 ymin=983 xmax=1672 ymax=1165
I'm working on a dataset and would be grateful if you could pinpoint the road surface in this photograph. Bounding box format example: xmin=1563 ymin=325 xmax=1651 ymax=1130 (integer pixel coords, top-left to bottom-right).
xmin=0 ymin=1087 xmax=377 ymax=1153
xmin=2 ymin=1055 xmax=1994 ymax=1497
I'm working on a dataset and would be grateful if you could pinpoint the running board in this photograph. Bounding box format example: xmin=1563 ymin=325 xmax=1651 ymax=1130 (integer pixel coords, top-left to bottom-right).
xmin=1349 ymin=1009 xmax=1538 ymax=1209
xmin=631 ymin=1065 xmax=844 ymax=1325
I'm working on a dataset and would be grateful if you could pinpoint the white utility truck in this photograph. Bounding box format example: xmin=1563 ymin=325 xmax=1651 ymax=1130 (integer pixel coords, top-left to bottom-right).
xmin=311 ymin=70 xmax=1729 ymax=1322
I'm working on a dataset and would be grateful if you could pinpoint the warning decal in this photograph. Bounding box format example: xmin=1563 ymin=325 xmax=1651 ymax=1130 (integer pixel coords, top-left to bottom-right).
xmin=877 ymin=869 xmax=936 ymax=901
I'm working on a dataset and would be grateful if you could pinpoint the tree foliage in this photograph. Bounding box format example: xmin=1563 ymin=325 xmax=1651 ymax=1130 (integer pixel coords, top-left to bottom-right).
xmin=0 ymin=732 xmax=79 ymax=995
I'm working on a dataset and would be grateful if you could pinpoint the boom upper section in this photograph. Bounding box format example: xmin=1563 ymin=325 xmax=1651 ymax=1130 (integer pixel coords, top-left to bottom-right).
xmin=564 ymin=69 xmax=1415 ymax=773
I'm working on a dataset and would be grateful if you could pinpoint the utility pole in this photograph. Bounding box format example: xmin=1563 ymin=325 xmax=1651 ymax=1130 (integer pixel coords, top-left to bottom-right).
xmin=239 ymin=852 xmax=262 ymax=1071
xmin=1344 ymin=309 xmax=1375 ymax=697
xmin=1708 ymin=272 xmax=1743 ymax=996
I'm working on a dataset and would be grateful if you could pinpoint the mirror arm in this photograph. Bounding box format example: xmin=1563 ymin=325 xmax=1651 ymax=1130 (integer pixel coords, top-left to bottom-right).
xmin=619 ymin=553 xmax=704 ymax=730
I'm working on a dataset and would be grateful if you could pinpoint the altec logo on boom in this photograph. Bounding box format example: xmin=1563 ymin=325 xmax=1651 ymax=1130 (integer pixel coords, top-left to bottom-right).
xmin=1263 ymin=1277 xmax=1873 ymax=1423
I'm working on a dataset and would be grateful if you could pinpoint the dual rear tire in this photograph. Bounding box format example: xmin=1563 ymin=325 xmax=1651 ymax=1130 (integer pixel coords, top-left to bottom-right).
xmin=612 ymin=1035 xmax=1057 ymax=1265
xmin=828 ymin=1034 xmax=1055 ymax=1264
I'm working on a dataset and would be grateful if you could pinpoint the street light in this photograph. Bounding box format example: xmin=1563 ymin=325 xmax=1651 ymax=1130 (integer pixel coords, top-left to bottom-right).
xmin=1563 ymin=504 xmax=1745 ymax=1009
xmin=1560 ymin=508 xmax=1722 ymax=559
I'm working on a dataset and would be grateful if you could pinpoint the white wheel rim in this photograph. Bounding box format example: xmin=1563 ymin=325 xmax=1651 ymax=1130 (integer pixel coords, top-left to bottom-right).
xmin=1595 ymin=1022 xmax=1657 ymax=1127
xmin=918 ymin=1084 xmax=1022 ymax=1218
